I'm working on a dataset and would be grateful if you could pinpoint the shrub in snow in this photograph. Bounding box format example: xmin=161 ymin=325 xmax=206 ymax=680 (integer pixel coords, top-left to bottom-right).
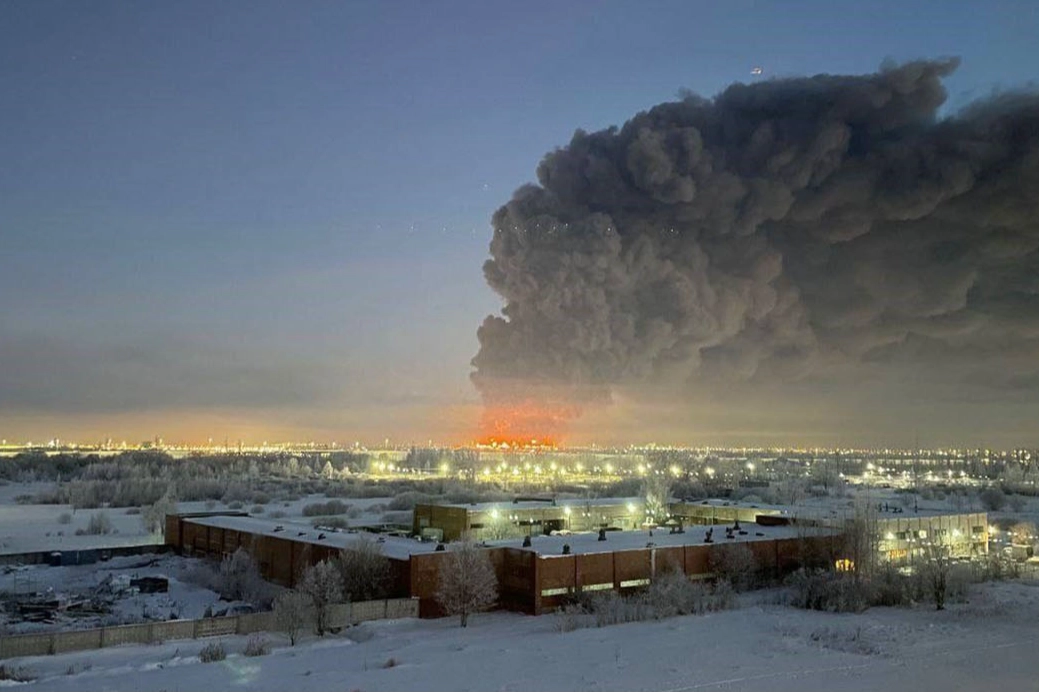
xmin=0 ymin=665 xmax=35 ymax=682
xmin=436 ymin=540 xmax=498 ymax=627
xmin=709 ymin=543 xmax=759 ymax=591
xmin=979 ymin=487 xmax=1006 ymax=512
xmin=302 ymin=500 xmax=350 ymax=517
xmin=76 ymin=510 xmax=113 ymax=535
xmin=644 ymin=570 xmax=710 ymax=618
xmin=198 ymin=642 xmax=226 ymax=663
xmin=555 ymin=602 xmax=589 ymax=633
xmin=57 ymin=512 xmax=72 ymax=524
xmin=711 ymin=578 xmax=736 ymax=611
xmin=1009 ymin=495 xmax=1027 ymax=513
xmin=785 ymin=569 xmax=870 ymax=613
xmin=388 ymin=492 xmax=434 ymax=511
xmin=243 ymin=634 xmax=270 ymax=657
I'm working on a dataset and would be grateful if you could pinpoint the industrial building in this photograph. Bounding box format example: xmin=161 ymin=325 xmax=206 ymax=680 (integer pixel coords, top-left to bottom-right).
xmin=412 ymin=497 xmax=786 ymax=542
xmin=412 ymin=497 xmax=988 ymax=566
xmin=167 ymin=498 xmax=987 ymax=618
xmin=167 ymin=511 xmax=838 ymax=616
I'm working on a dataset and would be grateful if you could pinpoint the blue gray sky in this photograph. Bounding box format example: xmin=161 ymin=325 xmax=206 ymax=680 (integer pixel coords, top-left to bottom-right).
xmin=2 ymin=1 xmax=1038 ymax=447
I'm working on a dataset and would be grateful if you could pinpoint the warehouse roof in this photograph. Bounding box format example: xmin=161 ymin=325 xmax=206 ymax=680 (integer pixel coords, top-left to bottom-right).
xmin=486 ymin=522 xmax=831 ymax=557
xmin=185 ymin=513 xmax=441 ymax=561
xmin=431 ymin=497 xmax=646 ymax=512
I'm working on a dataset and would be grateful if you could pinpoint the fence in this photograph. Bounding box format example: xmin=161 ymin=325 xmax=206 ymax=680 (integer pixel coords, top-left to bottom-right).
xmin=0 ymin=597 xmax=419 ymax=659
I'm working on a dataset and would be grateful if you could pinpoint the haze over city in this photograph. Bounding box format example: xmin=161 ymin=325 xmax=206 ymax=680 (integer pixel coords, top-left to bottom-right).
xmin=6 ymin=5 xmax=1039 ymax=692
xmin=3 ymin=1 xmax=1039 ymax=450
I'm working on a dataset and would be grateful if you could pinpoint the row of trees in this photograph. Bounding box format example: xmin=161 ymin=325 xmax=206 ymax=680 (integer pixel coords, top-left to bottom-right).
xmin=267 ymin=538 xmax=499 ymax=643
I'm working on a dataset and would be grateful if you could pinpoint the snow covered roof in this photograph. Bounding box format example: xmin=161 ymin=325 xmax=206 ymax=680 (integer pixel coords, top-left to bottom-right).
xmin=434 ymin=497 xmax=645 ymax=512
xmin=675 ymin=497 xmax=981 ymax=522
xmin=485 ymin=522 xmax=829 ymax=557
xmin=185 ymin=514 xmax=441 ymax=561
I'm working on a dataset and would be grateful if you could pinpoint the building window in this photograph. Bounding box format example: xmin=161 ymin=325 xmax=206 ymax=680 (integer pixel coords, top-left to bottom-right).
xmin=580 ymin=582 xmax=615 ymax=592
xmin=619 ymin=578 xmax=650 ymax=588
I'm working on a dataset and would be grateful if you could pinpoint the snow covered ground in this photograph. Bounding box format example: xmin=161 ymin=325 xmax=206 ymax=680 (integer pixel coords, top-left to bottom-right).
xmin=0 ymin=481 xmax=398 ymax=555
xmin=0 ymin=554 xmax=232 ymax=634
xmin=5 ymin=580 xmax=1039 ymax=691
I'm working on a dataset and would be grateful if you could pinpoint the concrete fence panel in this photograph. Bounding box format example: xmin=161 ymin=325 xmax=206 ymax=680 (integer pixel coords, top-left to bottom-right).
xmin=0 ymin=598 xmax=417 ymax=658
xmin=192 ymin=616 xmax=237 ymax=639
xmin=153 ymin=620 xmax=196 ymax=642
xmin=101 ymin=623 xmax=152 ymax=648
xmin=346 ymin=600 xmax=383 ymax=623
xmin=235 ymin=612 xmax=275 ymax=635
xmin=385 ymin=598 xmax=419 ymax=620
xmin=0 ymin=632 xmax=53 ymax=658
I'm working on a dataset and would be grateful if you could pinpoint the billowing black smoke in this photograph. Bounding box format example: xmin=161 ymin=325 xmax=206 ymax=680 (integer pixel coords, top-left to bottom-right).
xmin=472 ymin=60 xmax=1039 ymax=435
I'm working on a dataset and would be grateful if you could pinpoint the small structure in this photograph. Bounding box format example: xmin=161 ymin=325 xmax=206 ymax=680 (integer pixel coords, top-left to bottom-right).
xmin=130 ymin=576 xmax=169 ymax=594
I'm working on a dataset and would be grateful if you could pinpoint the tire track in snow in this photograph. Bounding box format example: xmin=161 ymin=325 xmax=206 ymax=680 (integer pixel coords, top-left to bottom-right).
xmin=663 ymin=663 xmax=874 ymax=691
xmin=663 ymin=631 xmax=1039 ymax=691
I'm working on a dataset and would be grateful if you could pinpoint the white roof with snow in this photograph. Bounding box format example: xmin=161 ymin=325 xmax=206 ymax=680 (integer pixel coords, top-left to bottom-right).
xmin=486 ymin=523 xmax=829 ymax=557
xmin=436 ymin=497 xmax=645 ymax=512
xmin=185 ymin=514 xmax=439 ymax=561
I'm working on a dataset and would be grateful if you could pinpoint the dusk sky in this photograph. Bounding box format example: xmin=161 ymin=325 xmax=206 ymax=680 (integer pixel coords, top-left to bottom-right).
xmin=3 ymin=1 xmax=1039 ymax=448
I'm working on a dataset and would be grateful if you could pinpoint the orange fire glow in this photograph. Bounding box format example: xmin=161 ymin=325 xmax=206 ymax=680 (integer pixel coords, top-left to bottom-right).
xmin=473 ymin=399 xmax=579 ymax=450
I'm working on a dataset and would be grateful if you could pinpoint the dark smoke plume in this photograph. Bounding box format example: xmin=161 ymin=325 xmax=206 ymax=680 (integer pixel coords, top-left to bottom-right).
xmin=472 ymin=60 xmax=1039 ymax=438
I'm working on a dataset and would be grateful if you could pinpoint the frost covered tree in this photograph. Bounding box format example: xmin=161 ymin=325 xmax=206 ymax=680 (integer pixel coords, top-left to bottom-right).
xmin=920 ymin=541 xmax=952 ymax=610
xmin=299 ymin=560 xmax=343 ymax=635
xmin=218 ymin=548 xmax=270 ymax=606
xmin=843 ymin=501 xmax=880 ymax=581
xmin=1011 ymin=521 xmax=1037 ymax=547
xmin=273 ymin=590 xmax=311 ymax=646
xmin=481 ymin=510 xmax=514 ymax=540
xmin=336 ymin=537 xmax=390 ymax=601
xmin=142 ymin=494 xmax=177 ymax=536
xmin=641 ymin=474 xmax=672 ymax=526
xmin=436 ymin=540 xmax=498 ymax=627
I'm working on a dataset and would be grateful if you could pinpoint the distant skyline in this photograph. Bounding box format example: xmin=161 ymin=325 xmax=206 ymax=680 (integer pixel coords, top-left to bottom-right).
xmin=3 ymin=1 xmax=1039 ymax=448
